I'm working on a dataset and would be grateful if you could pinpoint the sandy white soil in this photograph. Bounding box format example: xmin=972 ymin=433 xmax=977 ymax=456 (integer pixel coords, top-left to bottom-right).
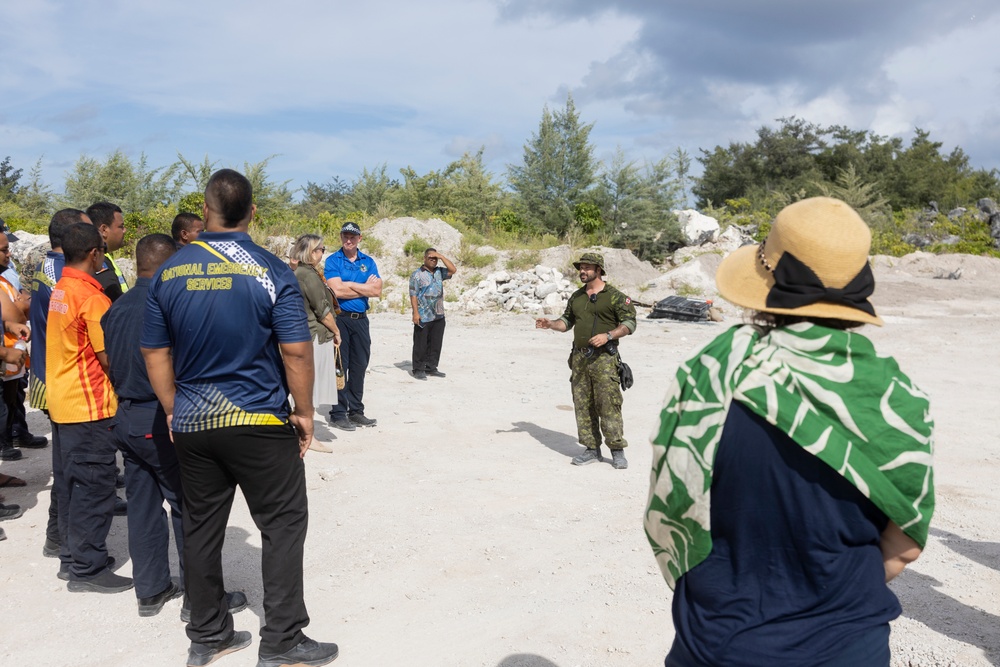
xmin=0 ymin=256 xmax=998 ymax=667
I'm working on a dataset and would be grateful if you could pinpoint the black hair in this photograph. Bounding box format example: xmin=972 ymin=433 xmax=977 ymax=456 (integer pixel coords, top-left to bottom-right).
xmin=205 ymin=169 xmax=253 ymax=227
xmin=424 ymin=247 xmax=437 ymax=257
xmin=49 ymin=208 xmax=90 ymax=249
xmin=62 ymin=223 xmax=103 ymax=263
xmin=135 ymin=233 xmax=177 ymax=275
xmin=85 ymin=201 xmax=123 ymax=229
xmin=170 ymin=212 xmax=203 ymax=241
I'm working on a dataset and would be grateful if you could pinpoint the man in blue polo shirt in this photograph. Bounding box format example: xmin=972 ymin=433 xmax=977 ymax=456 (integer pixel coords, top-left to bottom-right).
xmin=324 ymin=221 xmax=381 ymax=431
xmin=142 ymin=169 xmax=337 ymax=667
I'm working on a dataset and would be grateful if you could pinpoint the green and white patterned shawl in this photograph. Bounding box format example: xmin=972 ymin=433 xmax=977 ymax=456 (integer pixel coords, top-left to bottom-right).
xmin=644 ymin=322 xmax=934 ymax=589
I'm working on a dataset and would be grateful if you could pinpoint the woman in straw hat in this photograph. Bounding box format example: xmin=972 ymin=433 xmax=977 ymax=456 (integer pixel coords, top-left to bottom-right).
xmin=290 ymin=234 xmax=342 ymax=453
xmin=644 ymin=197 xmax=934 ymax=666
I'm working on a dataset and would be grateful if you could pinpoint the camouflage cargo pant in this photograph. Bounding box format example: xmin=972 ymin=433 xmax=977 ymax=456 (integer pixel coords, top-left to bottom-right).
xmin=569 ymin=349 xmax=626 ymax=450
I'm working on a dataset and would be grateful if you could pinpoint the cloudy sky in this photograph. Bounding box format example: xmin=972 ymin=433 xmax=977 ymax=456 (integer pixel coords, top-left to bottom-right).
xmin=2 ymin=0 xmax=998 ymax=199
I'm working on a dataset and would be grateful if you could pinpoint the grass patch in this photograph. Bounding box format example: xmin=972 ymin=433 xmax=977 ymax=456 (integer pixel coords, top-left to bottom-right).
xmin=457 ymin=240 xmax=495 ymax=269
xmin=675 ymin=283 xmax=701 ymax=297
xmin=505 ymin=249 xmax=542 ymax=271
xmin=403 ymin=235 xmax=431 ymax=256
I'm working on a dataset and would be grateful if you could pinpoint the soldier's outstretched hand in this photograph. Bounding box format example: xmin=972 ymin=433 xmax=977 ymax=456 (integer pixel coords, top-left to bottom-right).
xmin=535 ymin=318 xmax=552 ymax=329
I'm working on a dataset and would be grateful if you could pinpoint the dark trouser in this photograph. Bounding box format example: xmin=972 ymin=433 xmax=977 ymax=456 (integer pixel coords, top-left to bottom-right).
xmin=2 ymin=376 xmax=28 ymax=438
xmin=411 ymin=317 xmax=446 ymax=372
xmin=174 ymin=424 xmax=309 ymax=654
xmin=45 ymin=413 xmax=63 ymax=549
xmin=111 ymin=400 xmax=183 ymax=598
xmin=55 ymin=419 xmax=117 ymax=579
xmin=332 ymin=313 xmax=371 ymax=420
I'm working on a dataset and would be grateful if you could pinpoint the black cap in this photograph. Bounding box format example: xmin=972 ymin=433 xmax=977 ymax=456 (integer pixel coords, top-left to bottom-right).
xmin=340 ymin=222 xmax=361 ymax=235
xmin=0 ymin=217 xmax=18 ymax=243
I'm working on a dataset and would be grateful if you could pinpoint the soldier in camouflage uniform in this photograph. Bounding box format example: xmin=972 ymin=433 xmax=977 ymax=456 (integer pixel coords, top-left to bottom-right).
xmin=535 ymin=252 xmax=637 ymax=469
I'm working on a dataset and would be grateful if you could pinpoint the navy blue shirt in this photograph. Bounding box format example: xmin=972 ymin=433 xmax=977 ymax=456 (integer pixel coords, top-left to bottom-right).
xmin=102 ymin=277 xmax=156 ymax=402
xmin=28 ymin=251 xmax=65 ymax=407
xmin=670 ymin=401 xmax=900 ymax=667
xmin=323 ymin=248 xmax=380 ymax=313
xmin=140 ymin=232 xmax=311 ymax=433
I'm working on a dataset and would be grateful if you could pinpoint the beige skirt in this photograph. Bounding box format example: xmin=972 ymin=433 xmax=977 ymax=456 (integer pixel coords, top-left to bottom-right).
xmin=313 ymin=338 xmax=340 ymax=407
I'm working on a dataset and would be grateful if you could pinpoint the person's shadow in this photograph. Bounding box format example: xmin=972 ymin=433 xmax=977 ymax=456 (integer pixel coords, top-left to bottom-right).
xmin=930 ymin=528 xmax=1000 ymax=573
xmin=495 ymin=654 xmax=561 ymax=667
xmin=893 ymin=569 xmax=1000 ymax=665
xmin=501 ymin=421 xmax=580 ymax=459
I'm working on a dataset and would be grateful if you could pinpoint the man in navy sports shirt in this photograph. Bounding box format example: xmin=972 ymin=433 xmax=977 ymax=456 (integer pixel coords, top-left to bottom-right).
xmin=142 ymin=169 xmax=338 ymax=667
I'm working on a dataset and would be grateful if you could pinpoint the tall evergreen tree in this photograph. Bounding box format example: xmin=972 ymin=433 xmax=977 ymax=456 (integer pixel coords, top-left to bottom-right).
xmin=508 ymin=94 xmax=597 ymax=234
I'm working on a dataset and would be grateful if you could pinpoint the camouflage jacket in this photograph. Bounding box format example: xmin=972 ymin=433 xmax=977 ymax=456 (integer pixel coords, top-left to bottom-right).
xmin=558 ymin=284 xmax=637 ymax=349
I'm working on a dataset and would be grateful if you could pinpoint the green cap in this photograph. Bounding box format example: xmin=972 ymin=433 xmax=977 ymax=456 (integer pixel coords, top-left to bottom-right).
xmin=573 ymin=251 xmax=605 ymax=275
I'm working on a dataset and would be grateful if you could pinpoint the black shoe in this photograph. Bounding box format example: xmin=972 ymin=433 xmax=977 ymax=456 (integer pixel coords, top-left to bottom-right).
xmin=180 ymin=590 xmax=249 ymax=623
xmin=43 ymin=538 xmax=61 ymax=558
xmin=257 ymin=637 xmax=339 ymax=667
xmin=138 ymin=581 xmax=182 ymax=617
xmin=412 ymin=369 xmax=427 ymax=380
xmin=67 ymin=568 xmax=133 ymax=594
xmin=115 ymin=473 xmax=125 ymax=489
xmin=427 ymin=369 xmax=446 ymax=378
xmin=188 ymin=631 xmax=252 ymax=667
xmin=0 ymin=527 xmax=6 ymax=541
xmin=349 ymin=413 xmax=377 ymax=427
xmin=329 ymin=417 xmax=356 ymax=432
xmin=114 ymin=496 xmax=128 ymax=516
xmin=611 ymin=449 xmax=628 ymax=470
xmin=571 ymin=448 xmax=602 ymax=466
xmin=0 ymin=444 xmax=22 ymax=461
xmin=0 ymin=502 xmax=23 ymax=521
xmin=12 ymin=432 xmax=47 ymax=448
xmin=59 ymin=556 xmax=116 ymax=581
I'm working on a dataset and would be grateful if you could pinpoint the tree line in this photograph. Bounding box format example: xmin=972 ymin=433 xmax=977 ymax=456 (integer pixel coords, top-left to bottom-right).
xmin=1 ymin=105 xmax=998 ymax=261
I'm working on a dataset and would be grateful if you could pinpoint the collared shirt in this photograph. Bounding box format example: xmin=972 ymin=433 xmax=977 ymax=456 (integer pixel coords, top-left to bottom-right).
xmin=46 ymin=267 xmax=117 ymax=424
xmin=28 ymin=251 xmax=66 ymax=409
xmin=140 ymin=231 xmax=311 ymax=433
xmin=408 ymin=265 xmax=451 ymax=324
xmin=323 ymin=248 xmax=380 ymax=313
xmin=558 ymin=283 xmax=637 ymax=349
xmin=101 ymin=276 xmax=156 ymax=402
xmin=96 ymin=256 xmax=129 ymax=303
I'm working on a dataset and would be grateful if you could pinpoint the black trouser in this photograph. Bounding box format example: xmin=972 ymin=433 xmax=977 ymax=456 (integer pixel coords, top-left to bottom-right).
xmin=411 ymin=317 xmax=446 ymax=372
xmin=54 ymin=419 xmax=117 ymax=579
xmin=332 ymin=313 xmax=371 ymax=420
xmin=174 ymin=424 xmax=309 ymax=654
xmin=45 ymin=413 xmax=62 ymax=548
xmin=2 ymin=376 xmax=28 ymax=438
xmin=111 ymin=400 xmax=183 ymax=598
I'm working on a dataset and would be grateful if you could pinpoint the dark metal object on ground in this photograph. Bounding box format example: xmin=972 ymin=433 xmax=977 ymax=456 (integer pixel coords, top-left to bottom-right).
xmin=648 ymin=296 xmax=713 ymax=322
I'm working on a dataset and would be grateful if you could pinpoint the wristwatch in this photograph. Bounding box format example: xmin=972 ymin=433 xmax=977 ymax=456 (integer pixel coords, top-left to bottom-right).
xmin=606 ymin=332 xmax=614 ymax=343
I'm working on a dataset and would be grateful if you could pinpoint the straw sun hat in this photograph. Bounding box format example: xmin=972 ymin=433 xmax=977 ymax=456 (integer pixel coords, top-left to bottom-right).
xmin=715 ymin=196 xmax=882 ymax=326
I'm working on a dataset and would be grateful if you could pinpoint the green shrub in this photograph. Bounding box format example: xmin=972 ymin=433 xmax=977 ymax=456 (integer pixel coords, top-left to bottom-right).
xmin=457 ymin=240 xmax=495 ymax=269
xmin=403 ymin=236 xmax=430 ymax=256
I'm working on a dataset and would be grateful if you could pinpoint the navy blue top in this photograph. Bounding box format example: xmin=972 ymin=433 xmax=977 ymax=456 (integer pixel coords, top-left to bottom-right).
xmin=670 ymin=401 xmax=900 ymax=666
xmin=28 ymin=251 xmax=66 ymax=386
xmin=140 ymin=231 xmax=311 ymax=433
xmin=102 ymin=277 xmax=156 ymax=402
xmin=323 ymin=248 xmax=380 ymax=313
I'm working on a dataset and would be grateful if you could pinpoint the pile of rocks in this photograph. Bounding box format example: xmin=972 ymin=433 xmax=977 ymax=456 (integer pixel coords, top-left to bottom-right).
xmin=458 ymin=265 xmax=577 ymax=315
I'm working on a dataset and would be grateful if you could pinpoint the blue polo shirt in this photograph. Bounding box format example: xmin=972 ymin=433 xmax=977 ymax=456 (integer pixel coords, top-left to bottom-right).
xmin=140 ymin=231 xmax=311 ymax=433
xmin=324 ymin=248 xmax=380 ymax=313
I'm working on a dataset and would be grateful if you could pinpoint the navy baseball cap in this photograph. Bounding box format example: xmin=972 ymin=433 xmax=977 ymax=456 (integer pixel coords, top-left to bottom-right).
xmin=340 ymin=222 xmax=361 ymax=235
